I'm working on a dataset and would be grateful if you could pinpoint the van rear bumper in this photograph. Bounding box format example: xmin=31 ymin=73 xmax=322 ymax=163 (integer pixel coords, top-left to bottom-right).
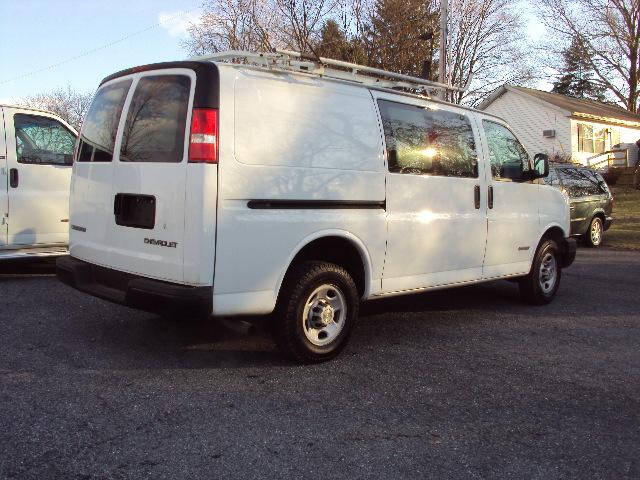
xmin=56 ymin=256 xmax=212 ymax=316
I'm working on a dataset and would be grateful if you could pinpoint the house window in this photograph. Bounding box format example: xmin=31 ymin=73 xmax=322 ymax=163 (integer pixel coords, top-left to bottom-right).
xmin=577 ymin=123 xmax=607 ymax=154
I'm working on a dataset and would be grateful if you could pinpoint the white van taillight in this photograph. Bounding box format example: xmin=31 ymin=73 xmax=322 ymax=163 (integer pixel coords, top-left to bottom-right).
xmin=189 ymin=108 xmax=218 ymax=163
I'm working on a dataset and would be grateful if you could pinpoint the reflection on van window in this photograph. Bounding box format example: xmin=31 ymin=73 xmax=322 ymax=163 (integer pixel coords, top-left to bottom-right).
xmin=77 ymin=80 xmax=131 ymax=162
xmin=120 ymin=75 xmax=190 ymax=163
xmin=483 ymin=120 xmax=531 ymax=181
xmin=14 ymin=114 xmax=76 ymax=165
xmin=377 ymin=100 xmax=478 ymax=178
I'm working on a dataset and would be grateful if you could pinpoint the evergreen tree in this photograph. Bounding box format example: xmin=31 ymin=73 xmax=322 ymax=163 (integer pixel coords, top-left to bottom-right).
xmin=552 ymin=37 xmax=607 ymax=102
xmin=315 ymin=19 xmax=367 ymax=64
xmin=316 ymin=20 xmax=349 ymax=61
xmin=364 ymin=0 xmax=438 ymax=78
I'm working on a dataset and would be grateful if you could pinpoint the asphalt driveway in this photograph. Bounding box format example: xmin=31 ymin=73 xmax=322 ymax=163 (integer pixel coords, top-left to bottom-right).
xmin=0 ymin=248 xmax=638 ymax=479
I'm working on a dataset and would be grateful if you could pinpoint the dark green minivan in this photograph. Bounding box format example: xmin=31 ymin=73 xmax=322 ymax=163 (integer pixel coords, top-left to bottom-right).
xmin=545 ymin=164 xmax=614 ymax=247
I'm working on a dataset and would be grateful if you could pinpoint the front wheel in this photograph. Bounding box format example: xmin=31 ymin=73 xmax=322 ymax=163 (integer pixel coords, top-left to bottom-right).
xmin=272 ymin=261 xmax=359 ymax=363
xmin=586 ymin=216 xmax=604 ymax=247
xmin=519 ymin=239 xmax=561 ymax=305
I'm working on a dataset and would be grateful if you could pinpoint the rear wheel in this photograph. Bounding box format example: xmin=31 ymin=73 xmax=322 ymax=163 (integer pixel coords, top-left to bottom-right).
xmin=586 ymin=216 xmax=603 ymax=247
xmin=519 ymin=239 xmax=561 ymax=305
xmin=272 ymin=261 xmax=359 ymax=363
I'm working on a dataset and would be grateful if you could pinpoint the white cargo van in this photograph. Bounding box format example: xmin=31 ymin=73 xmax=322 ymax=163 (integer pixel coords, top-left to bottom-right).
xmin=57 ymin=51 xmax=576 ymax=362
xmin=0 ymin=105 xmax=76 ymax=259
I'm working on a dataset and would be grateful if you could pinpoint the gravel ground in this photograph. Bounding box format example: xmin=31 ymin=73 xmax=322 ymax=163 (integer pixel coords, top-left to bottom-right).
xmin=0 ymin=248 xmax=638 ymax=479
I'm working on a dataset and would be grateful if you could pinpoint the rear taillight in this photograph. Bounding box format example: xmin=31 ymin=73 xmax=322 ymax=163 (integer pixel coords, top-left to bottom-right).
xmin=189 ymin=108 xmax=218 ymax=163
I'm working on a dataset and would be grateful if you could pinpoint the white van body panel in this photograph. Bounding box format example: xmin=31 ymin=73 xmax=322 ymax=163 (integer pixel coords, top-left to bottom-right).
xmin=210 ymin=65 xmax=386 ymax=314
xmin=62 ymin=59 xmax=574 ymax=319
xmin=0 ymin=108 xmax=7 ymax=246
xmin=538 ymin=186 xmax=572 ymax=239
xmin=0 ymin=106 xmax=75 ymax=255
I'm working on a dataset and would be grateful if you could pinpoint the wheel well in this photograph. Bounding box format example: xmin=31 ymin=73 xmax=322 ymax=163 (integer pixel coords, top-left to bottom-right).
xmin=287 ymin=236 xmax=366 ymax=297
xmin=542 ymin=226 xmax=564 ymax=247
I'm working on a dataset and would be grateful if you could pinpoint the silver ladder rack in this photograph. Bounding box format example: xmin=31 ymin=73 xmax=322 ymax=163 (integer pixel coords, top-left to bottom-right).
xmin=189 ymin=49 xmax=466 ymax=95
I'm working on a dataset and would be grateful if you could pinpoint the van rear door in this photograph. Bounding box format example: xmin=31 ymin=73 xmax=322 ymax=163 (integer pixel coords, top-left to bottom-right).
xmin=109 ymin=70 xmax=194 ymax=283
xmin=71 ymin=69 xmax=195 ymax=283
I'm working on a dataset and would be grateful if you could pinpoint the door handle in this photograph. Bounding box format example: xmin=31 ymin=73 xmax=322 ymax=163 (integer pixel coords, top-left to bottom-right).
xmin=474 ymin=185 xmax=480 ymax=209
xmin=488 ymin=186 xmax=494 ymax=209
xmin=9 ymin=168 xmax=18 ymax=188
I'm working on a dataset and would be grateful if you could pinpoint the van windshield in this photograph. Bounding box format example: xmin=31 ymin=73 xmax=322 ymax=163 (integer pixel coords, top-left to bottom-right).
xmin=77 ymin=80 xmax=132 ymax=162
xmin=119 ymin=75 xmax=191 ymax=163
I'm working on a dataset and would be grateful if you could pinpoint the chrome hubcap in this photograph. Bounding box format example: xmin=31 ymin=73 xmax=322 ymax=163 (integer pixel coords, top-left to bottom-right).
xmin=591 ymin=220 xmax=602 ymax=245
xmin=302 ymin=284 xmax=346 ymax=346
xmin=539 ymin=253 xmax=558 ymax=294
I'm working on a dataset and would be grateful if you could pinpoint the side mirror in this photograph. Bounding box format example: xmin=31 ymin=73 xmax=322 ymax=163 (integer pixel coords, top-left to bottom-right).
xmin=532 ymin=153 xmax=549 ymax=179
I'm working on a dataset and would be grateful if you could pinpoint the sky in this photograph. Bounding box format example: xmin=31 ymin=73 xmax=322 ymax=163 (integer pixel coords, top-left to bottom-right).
xmin=0 ymin=0 xmax=549 ymax=103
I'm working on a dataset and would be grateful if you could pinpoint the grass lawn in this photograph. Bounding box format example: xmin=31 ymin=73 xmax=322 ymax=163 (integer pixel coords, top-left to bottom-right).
xmin=605 ymin=187 xmax=640 ymax=250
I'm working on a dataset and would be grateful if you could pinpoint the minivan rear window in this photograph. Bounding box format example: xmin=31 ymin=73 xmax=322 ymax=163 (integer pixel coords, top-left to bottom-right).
xmin=77 ymin=80 xmax=132 ymax=162
xmin=558 ymin=167 xmax=607 ymax=197
xmin=120 ymin=75 xmax=191 ymax=163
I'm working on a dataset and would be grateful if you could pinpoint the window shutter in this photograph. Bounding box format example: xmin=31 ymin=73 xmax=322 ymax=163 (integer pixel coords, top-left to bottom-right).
xmin=577 ymin=123 xmax=584 ymax=152
xmin=611 ymin=128 xmax=621 ymax=148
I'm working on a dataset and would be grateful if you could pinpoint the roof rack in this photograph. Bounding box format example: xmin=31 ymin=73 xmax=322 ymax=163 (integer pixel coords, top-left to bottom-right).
xmin=189 ymin=49 xmax=466 ymax=95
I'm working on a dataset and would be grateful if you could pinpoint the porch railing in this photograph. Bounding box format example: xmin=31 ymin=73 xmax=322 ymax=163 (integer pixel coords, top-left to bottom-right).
xmin=587 ymin=149 xmax=628 ymax=170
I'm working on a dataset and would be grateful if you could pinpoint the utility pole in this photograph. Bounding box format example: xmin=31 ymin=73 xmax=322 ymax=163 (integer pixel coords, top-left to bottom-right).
xmin=438 ymin=0 xmax=448 ymax=98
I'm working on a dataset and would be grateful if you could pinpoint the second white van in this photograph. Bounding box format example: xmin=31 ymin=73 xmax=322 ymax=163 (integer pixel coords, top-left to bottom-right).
xmin=57 ymin=51 xmax=576 ymax=363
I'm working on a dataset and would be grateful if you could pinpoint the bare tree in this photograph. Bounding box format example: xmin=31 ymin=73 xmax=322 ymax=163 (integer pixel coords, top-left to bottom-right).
xmin=183 ymin=0 xmax=533 ymax=106
xmin=538 ymin=0 xmax=640 ymax=113
xmin=16 ymin=86 xmax=93 ymax=130
xmin=184 ymin=0 xmax=346 ymax=55
xmin=184 ymin=0 xmax=277 ymax=54
xmin=444 ymin=0 xmax=534 ymax=105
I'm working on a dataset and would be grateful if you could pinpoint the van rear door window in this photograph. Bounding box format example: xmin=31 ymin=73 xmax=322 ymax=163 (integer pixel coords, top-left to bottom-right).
xmin=120 ymin=75 xmax=191 ymax=163
xmin=378 ymin=100 xmax=478 ymax=178
xmin=77 ymin=80 xmax=132 ymax=162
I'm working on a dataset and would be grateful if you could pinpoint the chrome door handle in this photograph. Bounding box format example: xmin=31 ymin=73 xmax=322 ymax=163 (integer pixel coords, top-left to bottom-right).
xmin=488 ymin=186 xmax=494 ymax=209
xmin=474 ymin=185 xmax=480 ymax=209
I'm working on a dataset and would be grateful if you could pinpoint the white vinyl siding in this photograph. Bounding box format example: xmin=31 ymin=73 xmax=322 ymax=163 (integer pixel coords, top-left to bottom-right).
xmin=482 ymin=90 xmax=572 ymax=158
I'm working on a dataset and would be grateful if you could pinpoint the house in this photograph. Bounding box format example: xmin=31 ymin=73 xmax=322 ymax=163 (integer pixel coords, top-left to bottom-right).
xmin=477 ymin=85 xmax=640 ymax=169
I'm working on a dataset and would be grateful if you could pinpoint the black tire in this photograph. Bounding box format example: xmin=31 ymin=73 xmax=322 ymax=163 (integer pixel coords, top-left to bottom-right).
xmin=585 ymin=216 xmax=604 ymax=247
xmin=519 ymin=239 xmax=562 ymax=305
xmin=272 ymin=261 xmax=359 ymax=363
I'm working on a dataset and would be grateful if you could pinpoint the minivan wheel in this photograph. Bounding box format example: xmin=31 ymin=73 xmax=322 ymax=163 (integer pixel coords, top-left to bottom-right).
xmin=586 ymin=216 xmax=603 ymax=247
xmin=519 ymin=239 xmax=561 ymax=305
xmin=272 ymin=261 xmax=359 ymax=363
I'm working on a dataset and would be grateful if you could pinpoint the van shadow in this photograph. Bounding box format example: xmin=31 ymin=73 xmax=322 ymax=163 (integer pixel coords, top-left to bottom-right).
xmin=0 ymin=258 xmax=57 ymax=279
xmin=66 ymin=279 xmax=529 ymax=371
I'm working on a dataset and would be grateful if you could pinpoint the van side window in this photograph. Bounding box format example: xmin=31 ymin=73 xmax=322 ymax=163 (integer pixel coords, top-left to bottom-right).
xmin=14 ymin=114 xmax=76 ymax=165
xmin=77 ymin=80 xmax=132 ymax=162
xmin=120 ymin=75 xmax=191 ymax=163
xmin=483 ymin=120 xmax=531 ymax=181
xmin=378 ymin=100 xmax=478 ymax=178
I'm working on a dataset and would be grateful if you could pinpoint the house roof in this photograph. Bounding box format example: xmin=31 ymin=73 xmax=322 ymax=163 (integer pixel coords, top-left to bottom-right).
xmin=478 ymin=85 xmax=640 ymax=128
